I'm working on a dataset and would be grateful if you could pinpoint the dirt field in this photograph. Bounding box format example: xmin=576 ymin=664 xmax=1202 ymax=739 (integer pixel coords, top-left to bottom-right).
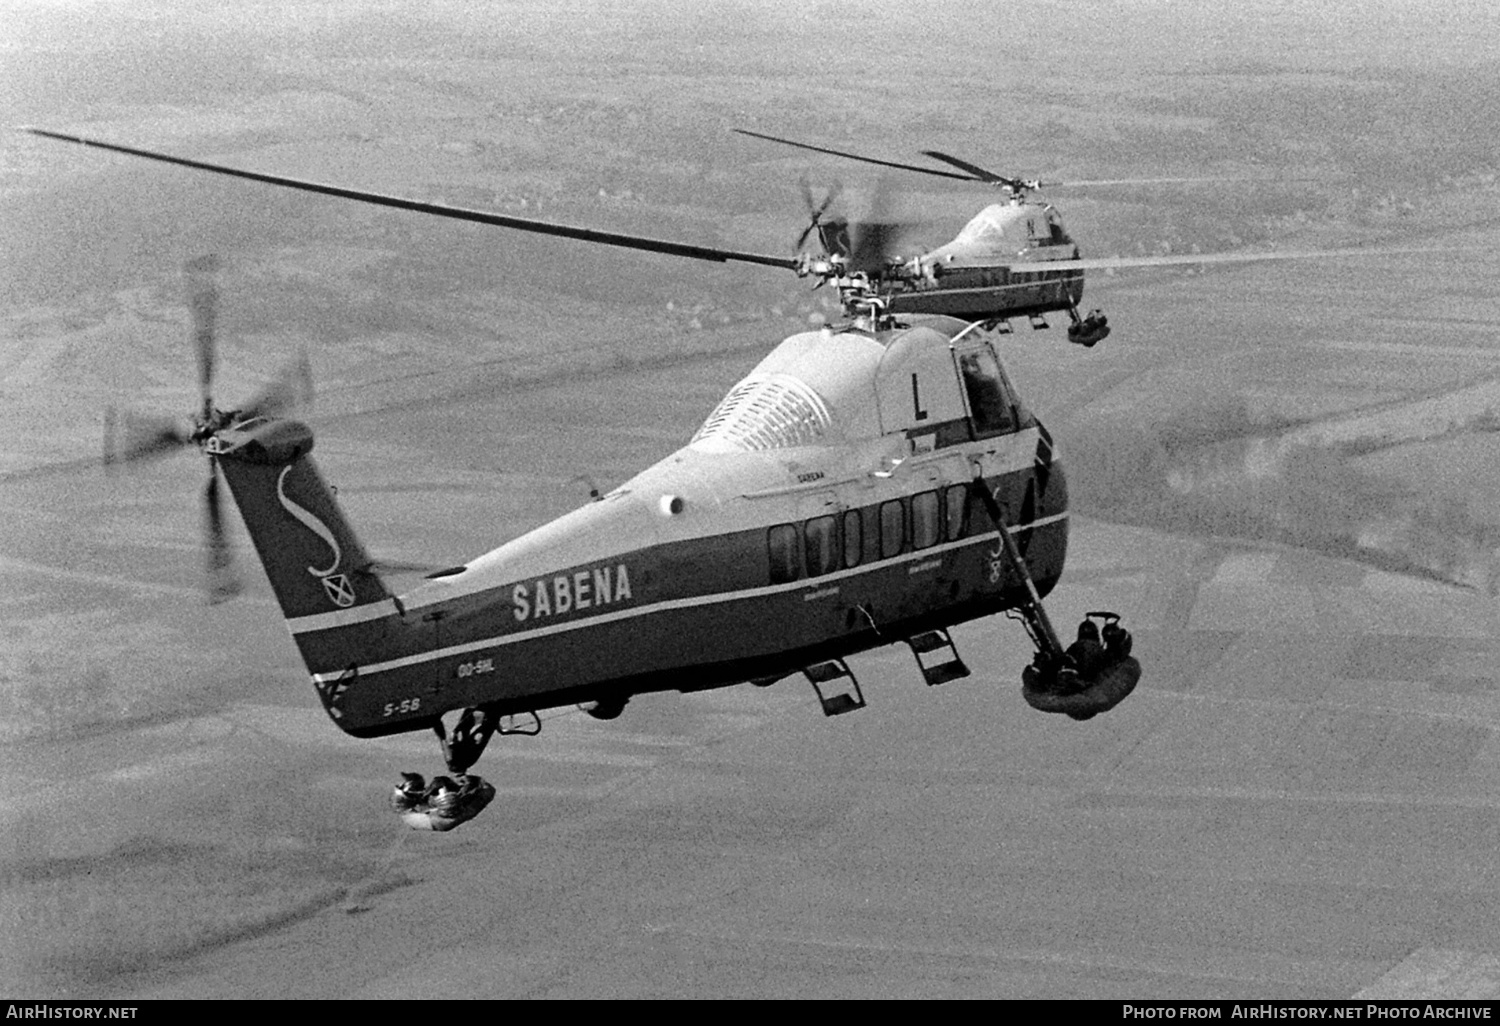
xmin=4 ymin=0 xmax=1500 ymax=999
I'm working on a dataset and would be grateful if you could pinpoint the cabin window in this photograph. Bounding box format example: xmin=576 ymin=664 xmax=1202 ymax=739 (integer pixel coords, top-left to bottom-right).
xmin=880 ymin=500 xmax=906 ymax=559
xmin=861 ymin=505 xmax=882 ymax=564
xmin=958 ymin=347 xmax=1016 ymax=438
xmin=768 ymin=524 xmax=801 ymax=584
xmin=944 ymin=484 xmax=970 ymax=540
xmin=843 ymin=510 xmax=863 ymax=569
xmin=912 ymin=491 xmax=940 ymax=550
xmin=805 ymin=515 xmax=839 ymax=577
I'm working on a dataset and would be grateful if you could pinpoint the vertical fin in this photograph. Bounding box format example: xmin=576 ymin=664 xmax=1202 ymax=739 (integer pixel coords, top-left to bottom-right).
xmin=210 ymin=419 xmax=389 ymax=621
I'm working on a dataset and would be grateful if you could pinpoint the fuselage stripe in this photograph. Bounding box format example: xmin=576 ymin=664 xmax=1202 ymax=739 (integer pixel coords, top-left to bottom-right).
xmin=308 ymin=512 xmax=1067 ymax=684
xmin=287 ymin=432 xmax=1050 ymax=636
xmin=289 ymin=597 xmax=400 ymax=633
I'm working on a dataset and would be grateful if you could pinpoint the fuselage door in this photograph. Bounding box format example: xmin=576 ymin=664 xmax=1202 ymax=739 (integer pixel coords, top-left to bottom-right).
xmin=952 ymin=340 xmax=1019 ymax=440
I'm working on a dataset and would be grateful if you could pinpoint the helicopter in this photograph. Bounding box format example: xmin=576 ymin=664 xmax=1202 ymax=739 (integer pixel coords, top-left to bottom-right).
xmin=733 ymin=128 xmax=1116 ymax=345
xmin=25 ymin=125 xmax=1419 ymax=830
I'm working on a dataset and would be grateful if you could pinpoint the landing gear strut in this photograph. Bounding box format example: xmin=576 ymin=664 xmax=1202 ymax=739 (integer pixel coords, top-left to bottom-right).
xmin=436 ymin=704 xmax=502 ymax=774
xmin=970 ymin=470 xmax=1140 ymax=720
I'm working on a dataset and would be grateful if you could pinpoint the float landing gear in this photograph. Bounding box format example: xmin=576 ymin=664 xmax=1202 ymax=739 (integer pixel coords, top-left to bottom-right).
xmin=1067 ymin=307 xmax=1110 ymax=347
xmin=1025 ymin=611 xmax=1140 ymax=720
xmin=388 ymin=706 xmax=502 ymax=832
xmin=970 ymin=471 xmax=1140 ymax=720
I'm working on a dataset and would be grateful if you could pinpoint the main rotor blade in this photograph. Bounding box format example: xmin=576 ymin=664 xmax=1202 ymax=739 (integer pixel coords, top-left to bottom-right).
xmin=747 ymin=133 xmax=1254 ymax=192
xmin=735 ymin=128 xmax=974 ymax=183
xmin=919 ymin=150 xmax=1017 ymax=186
xmin=23 ymin=129 xmax=800 ymax=272
xmin=1011 ymin=243 xmax=1473 ymax=274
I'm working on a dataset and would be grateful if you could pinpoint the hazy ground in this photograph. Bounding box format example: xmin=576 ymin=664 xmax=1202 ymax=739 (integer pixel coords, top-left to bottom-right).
xmin=4 ymin=0 xmax=1500 ymax=999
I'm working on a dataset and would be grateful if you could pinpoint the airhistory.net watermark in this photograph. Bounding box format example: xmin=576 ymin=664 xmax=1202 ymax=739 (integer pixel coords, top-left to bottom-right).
xmin=5 ymin=1007 xmax=138 ymax=1019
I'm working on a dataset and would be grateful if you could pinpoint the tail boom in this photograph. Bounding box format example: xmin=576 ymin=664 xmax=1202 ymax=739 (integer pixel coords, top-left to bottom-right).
xmin=212 ymin=418 xmax=417 ymax=726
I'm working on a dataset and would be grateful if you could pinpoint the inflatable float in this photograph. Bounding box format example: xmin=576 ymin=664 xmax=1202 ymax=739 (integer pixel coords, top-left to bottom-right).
xmin=390 ymin=774 xmax=495 ymax=832
xmin=1022 ymin=655 xmax=1140 ymax=721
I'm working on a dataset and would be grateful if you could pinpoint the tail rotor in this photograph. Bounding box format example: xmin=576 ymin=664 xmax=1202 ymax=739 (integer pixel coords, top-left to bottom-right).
xmin=795 ymin=175 xmax=844 ymax=253
xmin=790 ymin=175 xmax=912 ymax=287
xmin=203 ymin=468 xmax=239 ymax=603
xmin=187 ymin=254 xmax=219 ymax=422
xmin=104 ymin=256 xmax=313 ymax=603
xmin=103 ymin=408 xmax=192 ymax=468
xmin=239 ymin=351 xmax=313 ymax=422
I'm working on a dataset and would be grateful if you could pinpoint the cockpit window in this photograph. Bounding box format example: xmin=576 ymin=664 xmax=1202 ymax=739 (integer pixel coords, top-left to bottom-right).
xmin=691 ymin=374 xmax=833 ymax=452
xmin=957 ymin=347 xmax=1016 ymax=438
xmin=1046 ymin=208 xmax=1069 ymax=244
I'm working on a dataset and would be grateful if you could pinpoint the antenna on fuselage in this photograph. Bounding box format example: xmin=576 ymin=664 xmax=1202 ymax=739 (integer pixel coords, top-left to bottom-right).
xmin=571 ymin=474 xmax=603 ymax=502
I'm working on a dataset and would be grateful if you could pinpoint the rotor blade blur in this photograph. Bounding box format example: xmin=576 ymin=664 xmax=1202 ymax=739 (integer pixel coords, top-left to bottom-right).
xmin=735 ymin=128 xmax=973 ymax=182
xmin=817 ymin=180 xmax=842 ymax=220
xmin=848 ymin=176 xmax=907 ymax=274
xmin=185 ymin=255 xmax=219 ymax=414
xmin=23 ymin=129 xmax=799 ymax=272
xmin=240 ymin=352 xmax=313 ymax=422
xmin=203 ymin=467 xmax=240 ymax=604
xmin=798 ymin=174 xmax=816 ymax=217
xmin=850 ymin=223 xmax=902 ymax=274
xmin=104 ymin=407 xmax=191 ymax=467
